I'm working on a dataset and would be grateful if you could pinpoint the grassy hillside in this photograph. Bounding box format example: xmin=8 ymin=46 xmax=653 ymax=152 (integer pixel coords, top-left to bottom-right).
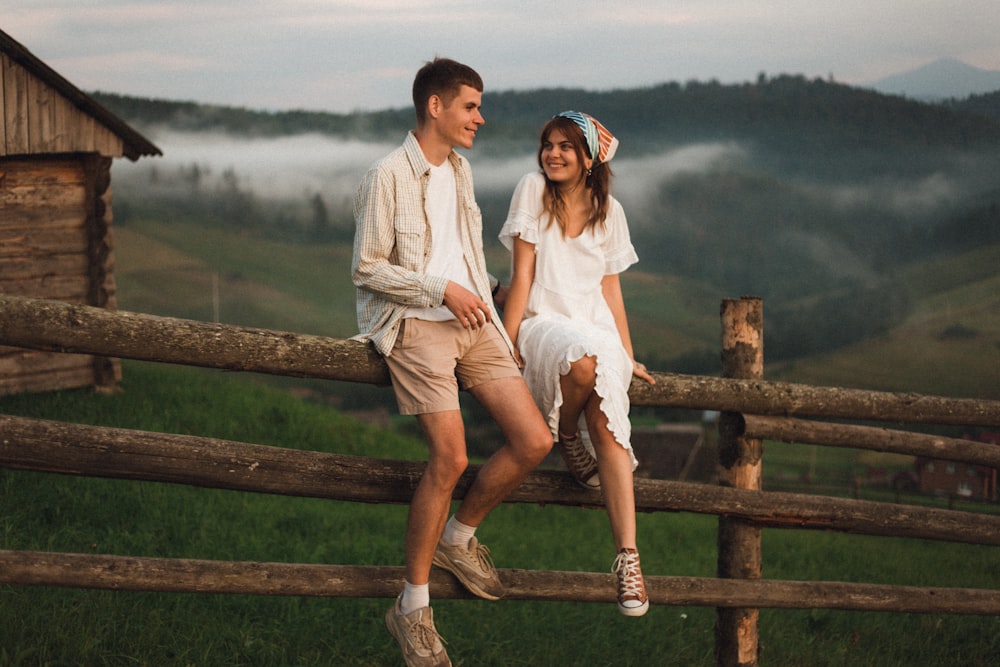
xmin=113 ymin=215 xmax=1000 ymax=401
xmin=769 ymin=243 xmax=1000 ymax=399
xmin=2 ymin=362 xmax=998 ymax=665
xmin=100 ymin=78 xmax=1000 ymax=371
xmin=114 ymin=222 xmax=358 ymax=339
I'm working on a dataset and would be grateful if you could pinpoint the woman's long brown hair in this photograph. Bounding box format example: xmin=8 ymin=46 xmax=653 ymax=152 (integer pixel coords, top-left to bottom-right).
xmin=536 ymin=115 xmax=613 ymax=235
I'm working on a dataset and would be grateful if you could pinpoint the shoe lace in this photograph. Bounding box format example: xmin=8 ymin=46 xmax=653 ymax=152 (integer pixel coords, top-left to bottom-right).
xmin=410 ymin=613 xmax=447 ymax=653
xmin=469 ymin=538 xmax=496 ymax=574
xmin=560 ymin=433 xmax=596 ymax=476
xmin=613 ymin=550 xmax=646 ymax=600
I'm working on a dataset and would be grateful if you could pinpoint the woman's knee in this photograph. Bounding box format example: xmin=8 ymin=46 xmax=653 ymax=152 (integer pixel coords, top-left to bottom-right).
xmin=566 ymin=355 xmax=597 ymax=387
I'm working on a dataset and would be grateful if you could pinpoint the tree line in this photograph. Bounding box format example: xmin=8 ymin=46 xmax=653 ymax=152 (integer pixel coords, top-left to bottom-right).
xmin=93 ymin=73 xmax=1000 ymax=160
xmin=99 ymin=76 xmax=1000 ymax=370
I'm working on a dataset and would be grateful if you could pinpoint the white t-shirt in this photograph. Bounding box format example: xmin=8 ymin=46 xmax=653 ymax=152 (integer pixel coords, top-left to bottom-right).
xmin=406 ymin=159 xmax=478 ymax=321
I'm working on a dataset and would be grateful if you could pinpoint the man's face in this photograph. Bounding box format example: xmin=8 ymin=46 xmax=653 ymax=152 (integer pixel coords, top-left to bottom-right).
xmin=436 ymin=84 xmax=485 ymax=150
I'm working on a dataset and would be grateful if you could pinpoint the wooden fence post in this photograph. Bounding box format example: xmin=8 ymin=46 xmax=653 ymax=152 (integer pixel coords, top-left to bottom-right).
xmin=716 ymin=296 xmax=764 ymax=666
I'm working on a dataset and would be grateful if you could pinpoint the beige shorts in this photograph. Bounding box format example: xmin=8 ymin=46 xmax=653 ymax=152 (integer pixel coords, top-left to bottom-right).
xmin=385 ymin=317 xmax=521 ymax=415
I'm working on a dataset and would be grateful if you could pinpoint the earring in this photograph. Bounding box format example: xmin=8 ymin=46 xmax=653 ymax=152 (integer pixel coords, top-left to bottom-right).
xmin=587 ymin=168 xmax=592 ymax=177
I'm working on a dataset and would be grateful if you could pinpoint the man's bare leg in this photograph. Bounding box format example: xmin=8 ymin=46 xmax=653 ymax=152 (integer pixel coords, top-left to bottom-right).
xmin=406 ymin=409 xmax=470 ymax=586
xmin=454 ymin=376 xmax=552 ymax=527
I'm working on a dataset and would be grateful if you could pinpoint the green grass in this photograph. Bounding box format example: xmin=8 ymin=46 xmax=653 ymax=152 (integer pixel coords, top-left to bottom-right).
xmin=770 ymin=244 xmax=1000 ymax=400
xmin=115 ymin=221 xmax=358 ymax=338
xmin=118 ymin=219 xmax=722 ymax=363
xmin=2 ymin=362 xmax=999 ymax=665
xmin=114 ymin=215 xmax=1000 ymax=402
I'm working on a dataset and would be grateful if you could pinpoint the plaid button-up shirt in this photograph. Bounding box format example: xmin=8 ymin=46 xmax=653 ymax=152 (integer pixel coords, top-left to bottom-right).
xmin=351 ymin=131 xmax=508 ymax=357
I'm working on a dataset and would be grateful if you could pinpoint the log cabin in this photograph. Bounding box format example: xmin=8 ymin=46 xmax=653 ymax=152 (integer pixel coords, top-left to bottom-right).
xmin=1 ymin=28 xmax=160 ymax=395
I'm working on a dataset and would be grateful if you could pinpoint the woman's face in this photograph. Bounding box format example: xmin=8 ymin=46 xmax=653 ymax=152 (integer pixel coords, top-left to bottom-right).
xmin=540 ymin=127 xmax=592 ymax=186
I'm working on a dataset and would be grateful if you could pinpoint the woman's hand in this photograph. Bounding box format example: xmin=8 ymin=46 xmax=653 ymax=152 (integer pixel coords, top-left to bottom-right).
xmin=632 ymin=360 xmax=656 ymax=385
xmin=492 ymin=284 xmax=509 ymax=310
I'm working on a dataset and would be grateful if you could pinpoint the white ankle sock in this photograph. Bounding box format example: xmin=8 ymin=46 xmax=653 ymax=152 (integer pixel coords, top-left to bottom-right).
xmin=400 ymin=581 xmax=429 ymax=616
xmin=441 ymin=515 xmax=476 ymax=548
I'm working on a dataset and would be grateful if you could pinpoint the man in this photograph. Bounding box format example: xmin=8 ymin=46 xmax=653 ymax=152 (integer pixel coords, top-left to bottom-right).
xmin=352 ymin=57 xmax=552 ymax=667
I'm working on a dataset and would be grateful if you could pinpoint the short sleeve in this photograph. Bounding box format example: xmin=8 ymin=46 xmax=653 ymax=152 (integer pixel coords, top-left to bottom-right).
xmin=499 ymin=172 xmax=546 ymax=251
xmin=602 ymin=198 xmax=639 ymax=274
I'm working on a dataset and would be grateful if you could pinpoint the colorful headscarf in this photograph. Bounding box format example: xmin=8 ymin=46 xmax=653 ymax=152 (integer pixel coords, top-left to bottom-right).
xmin=555 ymin=110 xmax=619 ymax=164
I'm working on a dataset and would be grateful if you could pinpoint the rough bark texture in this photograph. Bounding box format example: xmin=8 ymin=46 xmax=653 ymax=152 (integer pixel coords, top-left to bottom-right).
xmin=2 ymin=549 xmax=998 ymax=615
xmin=2 ymin=294 xmax=999 ymax=657
xmin=4 ymin=414 xmax=1000 ymax=545
xmin=4 ymin=295 xmax=999 ymax=424
xmin=0 ymin=294 xmax=391 ymax=386
xmin=716 ymin=297 xmax=764 ymax=667
xmin=741 ymin=415 xmax=1000 ymax=468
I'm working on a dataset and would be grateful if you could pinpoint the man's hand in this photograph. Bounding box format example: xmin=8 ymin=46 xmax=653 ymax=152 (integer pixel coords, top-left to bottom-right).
xmin=443 ymin=281 xmax=491 ymax=329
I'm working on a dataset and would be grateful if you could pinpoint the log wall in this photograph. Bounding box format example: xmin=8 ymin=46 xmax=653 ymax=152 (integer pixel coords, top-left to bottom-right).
xmin=0 ymin=156 xmax=119 ymax=395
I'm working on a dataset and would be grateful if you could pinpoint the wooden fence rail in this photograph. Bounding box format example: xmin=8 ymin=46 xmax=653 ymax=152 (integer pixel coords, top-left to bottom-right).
xmin=2 ymin=295 xmax=999 ymax=426
xmin=3 ymin=414 xmax=999 ymax=546
xmin=2 ymin=293 xmax=999 ymax=667
xmin=740 ymin=415 xmax=1000 ymax=468
xmin=3 ymin=550 xmax=1000 ymax=616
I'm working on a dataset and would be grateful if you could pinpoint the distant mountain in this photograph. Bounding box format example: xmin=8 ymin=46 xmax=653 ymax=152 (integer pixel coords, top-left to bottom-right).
xmin=869 ymin=58 xmax=1000 ymax=100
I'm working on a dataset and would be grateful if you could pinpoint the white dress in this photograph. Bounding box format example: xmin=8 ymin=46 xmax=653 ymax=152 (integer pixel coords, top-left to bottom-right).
xmin=499 ymin=171 xmax=639 ymax=468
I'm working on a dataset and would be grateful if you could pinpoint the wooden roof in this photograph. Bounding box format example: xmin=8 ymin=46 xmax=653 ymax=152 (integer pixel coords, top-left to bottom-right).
xmin=0 ymin=29 xmax=160 ymax=161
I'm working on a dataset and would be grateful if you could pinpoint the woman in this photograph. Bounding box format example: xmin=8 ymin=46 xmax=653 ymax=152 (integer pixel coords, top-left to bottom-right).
xmin=499 ymin=111 xmax=656 ymax=617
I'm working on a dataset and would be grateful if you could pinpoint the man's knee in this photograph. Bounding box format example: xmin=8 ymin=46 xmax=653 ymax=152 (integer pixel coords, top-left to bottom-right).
xmin=516 ymin=423 xmax=554 ymax=466
xmin=425 ymin=451 xmax=469 ymax=487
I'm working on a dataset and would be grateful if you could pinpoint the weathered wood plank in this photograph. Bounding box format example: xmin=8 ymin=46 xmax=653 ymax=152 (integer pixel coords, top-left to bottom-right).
xmin=3 ymin=58 xmax=124 ymax=157
xmin=1 ymin=53 xmax=31 ymax=155
xmin=0 ymin=252 xmax=89 ymax=280
xmin=0 ymin=227 xmax=89 ymax=257
xmin=1 ymin=549 xmax=998 ymax=615
xmin=26 ymin=74 xmax=55 ymax=153
xmin=0 ymin=179 xmax=87 ymax=209
xmin=741 ymin=415 xmax=1000 ymax=469
xmin=0 ymin=347 xmax=93 ymax=370
xmin=0 ymin=364 xmax=96 ymax=395
xmin=0 ymin=274 xmax=87 ymax=300
xmin=0 ymin=294 xmax=393 ymax=385
xmin=630 ymin=373 xmax=1000 ymax=427
xmin=0 ymin=54 xmax=7 ymax=151
xmin=4 ymin=295 xmax=1000 ymax=426
xmin=3 ymin=414 xmax=999 ymax=546
xmin=0 ymin=209 xmax=87 ymax=229
xmin=717 ymin=297 xmax=763 ymax=666
xmin=0 ymin=156 xmax=87 ymax=186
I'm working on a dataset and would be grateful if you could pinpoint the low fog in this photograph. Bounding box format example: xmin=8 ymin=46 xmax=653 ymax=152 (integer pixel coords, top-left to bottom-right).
xmin=107 ymin=128 xmax=999 ymax=366
xmin=112 ymin=130 xmax=971 ymax=225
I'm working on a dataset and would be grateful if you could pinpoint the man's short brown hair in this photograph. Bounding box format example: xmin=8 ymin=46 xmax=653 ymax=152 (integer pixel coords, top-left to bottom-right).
xmin=412 ymin=57 xmax=483 ymax=125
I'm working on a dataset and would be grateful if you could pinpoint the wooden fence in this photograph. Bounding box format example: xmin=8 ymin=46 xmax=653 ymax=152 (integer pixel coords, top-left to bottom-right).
xmin=1 ymin=294 xmax=999 ymax=666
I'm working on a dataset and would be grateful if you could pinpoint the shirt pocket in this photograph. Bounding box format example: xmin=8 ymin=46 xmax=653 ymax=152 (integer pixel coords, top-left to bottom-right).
xmin=394 ymin=203 xmax=427 ymax=266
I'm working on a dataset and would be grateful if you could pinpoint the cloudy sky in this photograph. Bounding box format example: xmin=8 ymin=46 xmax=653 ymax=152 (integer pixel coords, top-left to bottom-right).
xmin=5 ymin=1 xmax=1000 ymax=114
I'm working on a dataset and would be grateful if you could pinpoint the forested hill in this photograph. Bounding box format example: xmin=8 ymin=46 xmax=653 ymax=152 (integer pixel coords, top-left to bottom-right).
xmin=947 ymin=89 xmax=1000 ymax=121
xmin=92 ymin=73 xmax=1000 ymax=160
xmin=94 ymin=77 xmax=1000 ymax=367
